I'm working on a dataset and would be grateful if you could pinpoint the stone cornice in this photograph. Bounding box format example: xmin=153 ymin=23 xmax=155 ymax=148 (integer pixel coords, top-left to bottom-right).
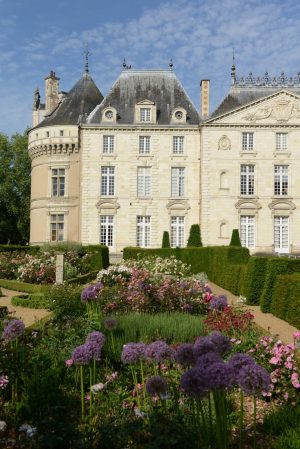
xmin=80 ymin=125 xmax=199 ymax=132
xmin=28 ymin=143 xmax=79 ymax=160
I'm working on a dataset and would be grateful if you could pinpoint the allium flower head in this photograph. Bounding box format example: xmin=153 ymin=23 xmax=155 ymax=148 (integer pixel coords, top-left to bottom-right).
xmin=193 ymin=336 xmax=216 ymax=359
xmin=85 ymin=331 xmax=106 ymax=349
xmin=146 ymin=375 xmax=168 ymax=397
xmin=81 ymin=283 xmax=103 ymax=302
xmin=145 ymin=340 xmax=175 ymax=363
xmin=104 ymin=317 xmax=118 ymax=330
xmin=210 ymin=332 xmax=232 ymax=355
xmin=228 ymin=353 xmax=256 ymax=374
xmin=237 ymin=364 xmax=271 ymax=396
xmin=0 ymin=375 xmax=9 ymax=389
xmin=2 ymin=319 xmax=25 ymax=343
xmin=121 ymin=343 xmax=146 ymax=364
xmin=208 ymin=295 xmax=228 ymax=311
xmin=72 ymin=344 xmax=92 ymax=365
xmin=196 ymin=351 xmax=222 ymax=368
xmin=175 ymin=343 xmax=195 ymax=367
xmin=206 ymin=361 xmax=234 ymax=390
xmin=181 ymin=366 xmax=211 ymax=399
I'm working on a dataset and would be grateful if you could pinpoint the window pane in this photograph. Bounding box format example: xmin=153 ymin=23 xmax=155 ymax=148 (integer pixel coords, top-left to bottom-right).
xmin=100 ymin=215 xmax=114 ymax=246
xmin=242 ymin=132 xmax=253 ymax=150
xmin=103 ymin=136 xmax=114 ymax=153
xmin=171 ymin=216 xmax=184 ymax=247
xmin=140 ymin=108 xmax=151 ymax=122
xmin=139 ymin=136 xmax=150 ymax=154
xmin=171 ymin=168 xmax=185 ymax=197
xmin=240 ymin=216 xmax=255 ymax=248
xmin=240 ymin=165 xmax=254 ymax=195
xmin=173 ymin=136 xmax=184 ymax=154
xmin=276 ymin=133 xmax=287 ymax=151
xmin=136 ymin=216 xmax=151 ymax=247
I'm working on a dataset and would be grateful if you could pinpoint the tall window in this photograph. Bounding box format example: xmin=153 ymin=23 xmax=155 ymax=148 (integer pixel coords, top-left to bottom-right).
xmin=173 ymin=136 xmax=184 ymax=154
xmin=50 ymin=214 xmax=64 ymax=242
xmin=171 ymin=167 xmax=185 ymax=197
xmin=101 ymin=166 xmax=115 ymax=196
xmin=51 ymin=168 xmax=65 ymax=197
xmin=137 ymin=167 xmax=151 ymax=197
xmin=103 ymin=136 xmax=114 ymax=154
xmin=276 ymin=133 xmax=287 ymax=151
xmin=139 ymin=136 xmax=150 ymax=154
xmin=171 ymin=216 xmax=185 ymax=247
xmin=274 ymin=165 xmax=288 ymax=195
xmin=100 ymin=215 xmax=114 ymax=247
xmin=140 ymin=108 xmax=151 ymax=122
xmin=137 ymin=216 xmax=151 ymax=247
xmin=274 ymin=216 xmax=289 ymax=253
xmin=242 ymin=132 xmax=253 ymax=151
xmin=240 ymin=215 xmax=255 ymax=249
xmin=240 ymin=165 xmax=254 ymax=195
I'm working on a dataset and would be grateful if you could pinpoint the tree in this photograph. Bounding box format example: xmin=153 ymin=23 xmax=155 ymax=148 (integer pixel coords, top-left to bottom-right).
xmin=0 ymin=131 xmax=31 ymax=244
xmin=187 ymin=224 xmax=202 ymax=247
xmin=229 ymin=229 xmax=242 ymax=247
xmin=162 ymin=231 xmax=170 ymax=248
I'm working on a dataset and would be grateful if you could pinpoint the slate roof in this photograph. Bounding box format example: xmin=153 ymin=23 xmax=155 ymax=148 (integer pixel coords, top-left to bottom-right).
xmin=35 ymin=72 xmax=103 ymax=128
xmin=211 ymin=85 xmax=300 ymax=119
xmin=88 ymin=70 xmax=200 ymax=125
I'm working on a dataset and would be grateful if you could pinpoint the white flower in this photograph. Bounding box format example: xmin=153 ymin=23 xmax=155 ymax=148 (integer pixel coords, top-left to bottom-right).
xmin=0 ymin=421 xmax=7 ymax=432
xmin=19 ymin=424 xmax=37 ymax=437
xmin=91 ymin=382 xmax=106 ymax=393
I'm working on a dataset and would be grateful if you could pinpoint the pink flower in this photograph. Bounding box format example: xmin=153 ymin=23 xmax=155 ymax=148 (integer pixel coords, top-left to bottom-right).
xmin=270 ymin=357 xmax=279 ymax=365
xmin=293 ymin=331 xmax=300 ymax=341
xmin=284 ymin=392 xmax=289 ymax=401
xmin=65 ymin=359 xmax=73 ymax=367
xmin=291 ymin=373 xmax=300 ymax=388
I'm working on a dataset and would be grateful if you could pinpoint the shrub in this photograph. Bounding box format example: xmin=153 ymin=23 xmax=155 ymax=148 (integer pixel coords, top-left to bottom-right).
xmin=45 ymin=284 xmax=84 ymax=320
xmin=271 ymin=273 xmax=300 ymax=329
xmin=84 ymin=245 xmax=109 ymax=270
xmin=187 ymin=224 xmax=202 ymax=247
xmin=161 ymin=231 xmax=171 ymax=248
xmin=11 ymin=293 xmax=49 ymax=309
xmin=241 ymin=257 xmax=269 ymax=304
xmin=66 ymin=271 xmax=98 ymax=285
xmin=204 ymin=306 xmax=254 ymax=337
xmin=0 ymin=279 xmax=49 ymax=293
xmin=124 ymin=256 xmax=192 ymax=278
xmin=229 ymin=229 xmax=242 ymax=247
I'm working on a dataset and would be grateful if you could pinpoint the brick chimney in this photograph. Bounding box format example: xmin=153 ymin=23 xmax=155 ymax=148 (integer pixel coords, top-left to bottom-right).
xmin=200 ymin=79 xmax=210 ymax=118
xmin=44 ymin=70 xmax=60 ymax=115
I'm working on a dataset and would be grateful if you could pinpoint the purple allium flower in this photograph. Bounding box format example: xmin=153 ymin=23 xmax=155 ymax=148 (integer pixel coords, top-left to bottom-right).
xmin=81 ymin=283 xmax=103 ymax=302
xmin=237 ymin=364 xmax=271 ymax=396
xmin=2 ymin=319 xmax=25 ymax=343
xmin=206 ymin=361 xmax=234 ymax=390
xmin=104 ymin=317 xmax=118 ymax=330
xmin=0 ymin=375 xmax=9 ymax=389
xmin=209 ymin=332 xmax=232 ymax=355
xmin=146 ymin=375 xmax=168 ymax=397
xmin=121 ymin=343 xmax=146 ymax=364
xmin=196 ymin=351 xmax=222 ymax=368
xmin=72 ymin=344 xmax=92 ymax=365
xmin=228 ymin=353 xmax=256 ymax=373
xmin=85 ymin=331 xmax=106 ymax=349
xmin=208 ymin=295 xmax=228 ymax=311
xmin=175 ymin=343 xmax=195 ymax=367
xmin=181 ymin=366 xmax=211 ymax=399
xmin=145 ymin=340 xmax=175 ymax=363
xmin=193 ymin=336 xmax=216 ymax=359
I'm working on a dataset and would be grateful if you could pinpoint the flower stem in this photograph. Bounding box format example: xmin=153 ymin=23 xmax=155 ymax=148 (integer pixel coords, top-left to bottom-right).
xmin=253 ymin=396 xmax=257 ymax=449
xmin=239 ymin=389 xmax=244 ymax=449
xmin=80 ymin=365 xmax=84 ymax=419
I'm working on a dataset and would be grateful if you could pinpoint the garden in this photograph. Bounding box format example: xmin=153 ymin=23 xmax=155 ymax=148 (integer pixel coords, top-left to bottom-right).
xmin=0 ymin=251 xmax=300 ymax=449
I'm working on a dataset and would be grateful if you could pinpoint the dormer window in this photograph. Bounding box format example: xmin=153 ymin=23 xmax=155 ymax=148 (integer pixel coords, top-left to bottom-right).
xmin=105 ymin=110 xmax=113 ymax=119
xmin=102 ymin=107 xmax=117 ymax=123
xmin=171 ymin=108 xmax=187 ymax=124
xmin=140 ymin=108 xmax=151 ymax=122
xmin=135 ymin=100 xmax=156 ymax=124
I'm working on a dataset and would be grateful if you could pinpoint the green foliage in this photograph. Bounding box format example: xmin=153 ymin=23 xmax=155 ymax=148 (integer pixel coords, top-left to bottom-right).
xmin=161 ymin=231 xmax=171 ymax=248
xmin=263 ymin=405 xmax=300 ymax=449
xmin=40 ymin=241 xmax=86 ymax=256
xmin=0 ymin=131 xmax=31 ymax=244
xmin=229 ymin=229 xmax=242 ymax=246
xmin=260 ymin=258 xmax=300 ymax=312
xmin=0 ymin=244 xmax=40 ymax=253
xmin=187 ymin=224 xmax=202 ymax=247
xmin=84 ymin=244 xmax=109 ymax=269
xmin=241 ymin=257 xmax=269 ymax=304
xmin=11 ymin=293 xmax=49 ymax=309
xmin=65 ymin=271 xmax=98 ymax=285
xmin=0 ymin=278 xmax=49 ymax=293
xmin=45 ymin=284 xmax=85 ymax=320
xmin=271 ymin=273 xmax=300 ymax=328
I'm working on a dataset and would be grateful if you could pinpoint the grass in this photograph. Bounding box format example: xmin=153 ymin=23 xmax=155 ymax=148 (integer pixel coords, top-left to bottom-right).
xmin=262 ymin=405 xmax=300 ymax=449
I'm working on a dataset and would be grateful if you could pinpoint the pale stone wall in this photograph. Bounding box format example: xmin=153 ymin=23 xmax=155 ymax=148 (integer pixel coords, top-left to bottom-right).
xmin=80 ymin=126 xmax=200 ymax=252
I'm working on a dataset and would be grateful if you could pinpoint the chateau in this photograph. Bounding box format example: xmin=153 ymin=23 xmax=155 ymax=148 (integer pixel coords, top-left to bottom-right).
xmin=28 ymin=61 xmax=300 ymax=254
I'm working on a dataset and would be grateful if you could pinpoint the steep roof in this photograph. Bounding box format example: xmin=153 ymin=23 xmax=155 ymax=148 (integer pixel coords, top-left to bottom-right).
xmin=88 ymin=69 xmax=200 ymax=125
xmin=211 ymin=73 xmax=300 ymax=119
xmin=35 ymin=72 xmax=103 ymax=128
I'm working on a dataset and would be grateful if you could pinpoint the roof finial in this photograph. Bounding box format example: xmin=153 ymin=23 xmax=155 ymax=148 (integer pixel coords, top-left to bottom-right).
xmin=231 ymin=47 xmax=236 ymax=86
xmin=84 ymin=43 xmax=90 ymax=74
xmin=169 ymin=59 xmax=173 ymax=70
xmin=123 ymin=58 xmax=127 ymax=69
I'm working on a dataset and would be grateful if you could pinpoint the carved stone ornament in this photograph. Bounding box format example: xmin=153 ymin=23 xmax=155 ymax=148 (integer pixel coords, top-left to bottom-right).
xmin=235 ymin=199 xmax=262 ymax=211
xmin=244 ymin=98 xmax=300 ymax=123
xmin=268 ymin=199 xmax=296 ymax=211
xmin=218 ymin=135 xmax=231 ymax=151
xmin=96 ymin=199 xmax=120 ymax=213
xmin=166 ymin=199 xmax=190 ymax=213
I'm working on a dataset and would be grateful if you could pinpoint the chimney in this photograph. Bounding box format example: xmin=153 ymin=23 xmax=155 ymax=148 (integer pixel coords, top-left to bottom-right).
xmin=44 ymin=70 xmax=60 ymax=115
xmin=200 ymin=79 xmax=210 ymax=118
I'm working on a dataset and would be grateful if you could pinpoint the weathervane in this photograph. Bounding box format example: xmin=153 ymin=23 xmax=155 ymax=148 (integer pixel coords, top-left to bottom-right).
xmin=84 ymin=43 xmax=90 ymax=73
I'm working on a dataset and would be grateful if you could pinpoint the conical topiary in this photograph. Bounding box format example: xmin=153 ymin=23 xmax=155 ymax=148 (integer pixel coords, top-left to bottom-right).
xmin=162 ymin=231 xmax=171 ymax=248
xmin=187 ymin=224 xmax=202 ymax=247
xmin=229 ymin=229 xmax=242 ymax=246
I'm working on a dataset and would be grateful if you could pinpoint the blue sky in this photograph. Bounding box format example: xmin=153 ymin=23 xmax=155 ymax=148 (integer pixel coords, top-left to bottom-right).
xmin=1 ymin=0 xmax=300 ymax=135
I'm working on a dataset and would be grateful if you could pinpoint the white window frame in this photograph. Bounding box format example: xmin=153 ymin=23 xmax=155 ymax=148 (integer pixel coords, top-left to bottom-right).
xmin=50 ymin=214 xmax=64 ymax=242
xmin=101 ymin=166 xmax=115 ymax=196
xmin=139 ymin=136 xmax=150 ymax=154
xmin=240 ymin=165 xmax=254 ymax=195
xmin=173 ymin=136 xmax=184 ymax=154
xmin=136 ymin=216 xmax=151 ymax=247
xmin=100 ymin=215 xmax=114 ymax=247
xmin=240 ymin=215 xmax=255 ymax=249
xmin=171 ymin=216 xmax=185 ymax=247
xmin=103 ymin=135 xmax=115 ymax=154
xmin=171 ymin=167 xmax=185 ymax=197
xmin=242 ymin=132 xmax=253 ymax=151
xmin=276 ymin=133 xmax=288 ymax=151
xmin=137 ymin=167 xmax=151 ymax=197
xmin=274 ymin=165 xmax=288 ymax=195
xmin=51 ymin=168 xmax=65 ymax=197
xmin=274 ymin=216 xmax=289 ymax=253
xmin=140 ymin=108 xmax=151 ymax=122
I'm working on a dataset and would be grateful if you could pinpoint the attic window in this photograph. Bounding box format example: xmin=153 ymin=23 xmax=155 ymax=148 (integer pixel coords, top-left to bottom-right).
xmin=140 ymin=108 xmax=151 ymax=122
xmin=175 ymin=111 xmax=183 ymax=120
xmin=105 ymin=110 xmax=113 ymax=119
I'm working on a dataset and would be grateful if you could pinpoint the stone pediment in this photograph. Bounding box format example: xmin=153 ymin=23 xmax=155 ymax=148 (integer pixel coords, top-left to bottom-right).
xmin=166 ymin=199 xmax=190 ymax=212
xmin=268 ymin=199 xmax=296 ymax=211
xmin=96 ymin=199 xmax=120 ymax=213
xmin=209 ymin=91 xmax=300 ymax=125
xmin=235 ymin=199 xmax=262 ymax=210
xmin=137 ymin=99 xmax=155 ymax=105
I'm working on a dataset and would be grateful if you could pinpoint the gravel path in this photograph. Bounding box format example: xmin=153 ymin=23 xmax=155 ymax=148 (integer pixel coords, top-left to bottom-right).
xmin=209 ymin=281 xmax=299 ymax=344
xmin=0 ymin=288 xmax=51 ymax=327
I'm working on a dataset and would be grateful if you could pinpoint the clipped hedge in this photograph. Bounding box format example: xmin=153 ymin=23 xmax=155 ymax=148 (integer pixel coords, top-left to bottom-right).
xmin=0 ymin=245 xmax=40 ymax=254
xmin=260 ymin=258 xmax=300 ymax=312
xmin=84 ymin=245 xmax=109 ymax=270
xmin=241 ymin=257 xmax=269 ymax=304
xmin=271 ymin=273 xmax=300 ymax=329
xmin=11 ymin=293 xmax=49 ymax=309
xmin=66 ymin=271 xmax=98 ymax=285
xmin=0 ymin=279 xmax=49 ymax=293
